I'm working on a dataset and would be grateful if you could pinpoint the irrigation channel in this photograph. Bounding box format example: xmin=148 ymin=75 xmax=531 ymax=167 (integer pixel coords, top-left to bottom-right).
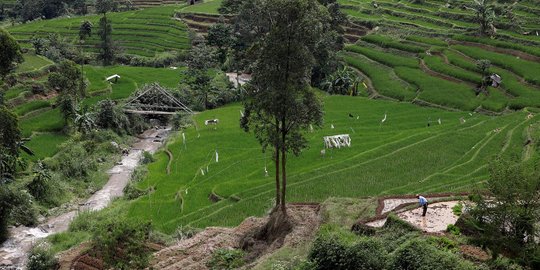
xmin=0 ymin=127 xmax=171 ymax=269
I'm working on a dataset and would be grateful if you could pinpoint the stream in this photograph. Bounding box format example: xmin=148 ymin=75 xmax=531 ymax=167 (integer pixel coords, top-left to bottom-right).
xmin=0 ymin=127 xmax=171 ymax=270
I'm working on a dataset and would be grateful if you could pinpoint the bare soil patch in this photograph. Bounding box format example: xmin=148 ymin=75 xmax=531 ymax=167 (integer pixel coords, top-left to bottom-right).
xmin=148 ymin=203 xmax=321 ymax=270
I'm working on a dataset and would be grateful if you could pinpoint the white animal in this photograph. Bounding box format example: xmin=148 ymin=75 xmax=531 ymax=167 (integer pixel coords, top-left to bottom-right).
xmin=205 ymin=119 xmax=219 ymax=126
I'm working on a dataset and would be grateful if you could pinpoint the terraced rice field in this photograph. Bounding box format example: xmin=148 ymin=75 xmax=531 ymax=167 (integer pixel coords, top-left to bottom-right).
xmin=126 ymin=96 xmax=539 ymax=232
xmin=6 ymin=5 xmax=190 ymax=57
xmin=6 ymin=64 xmax=186 ymax=160
xmin=339 ymin=0 xmax=540 ymax=112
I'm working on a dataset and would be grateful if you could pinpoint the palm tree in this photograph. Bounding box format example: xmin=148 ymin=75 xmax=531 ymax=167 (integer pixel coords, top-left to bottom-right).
xmin=469 ymin=0 xmax=496 ymax=36
xmin=74 ymin=105 xmax=96 ymax=135
xmin=321 ymin=67 xmax=363 ymax=96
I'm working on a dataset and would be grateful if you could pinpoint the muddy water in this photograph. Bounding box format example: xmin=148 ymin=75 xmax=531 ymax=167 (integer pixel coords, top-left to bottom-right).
xmin=0 ymin=127 xmax=171 ymax=269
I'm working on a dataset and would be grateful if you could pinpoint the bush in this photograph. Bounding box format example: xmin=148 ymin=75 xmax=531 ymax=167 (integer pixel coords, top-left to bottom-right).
xmin=446 ymin=224 xmax=461 ymax=235
xmin=27 ymin=244 xmax=58 ymax=270
xmin=207 ymin=248 xmax=245 ymax=270
xmin=141 ymin=151 xmax=154 ymax=164
xmin=309 ymin=225 xmax=387 ymax=270
xmin=174 ymin=225 xmax=201 ymax=241
xmin=92 ymin=219 xmax=152 ymax=270
xmin=389 ymin=238 xmax=476 ymax=270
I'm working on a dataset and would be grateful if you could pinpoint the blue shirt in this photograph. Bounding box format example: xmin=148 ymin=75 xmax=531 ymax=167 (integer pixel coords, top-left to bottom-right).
xmin=418 ymin=196 xmax=428 ymax=206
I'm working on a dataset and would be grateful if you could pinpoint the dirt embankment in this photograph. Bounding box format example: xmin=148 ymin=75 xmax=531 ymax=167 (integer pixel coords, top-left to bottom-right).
xmin=148 ymin=204 xmax=321 ymax=270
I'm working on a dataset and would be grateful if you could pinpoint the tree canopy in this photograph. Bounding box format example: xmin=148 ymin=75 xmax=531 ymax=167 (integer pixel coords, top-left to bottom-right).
xmin=0 ymin=28 xmax=22 ymax=79
xmin=241 ymin=0 xmax=327 ymax=215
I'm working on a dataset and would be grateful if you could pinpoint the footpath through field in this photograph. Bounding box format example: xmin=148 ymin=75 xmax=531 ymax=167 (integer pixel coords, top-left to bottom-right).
xmin=0 ymin=127 xmax=171 ymax=269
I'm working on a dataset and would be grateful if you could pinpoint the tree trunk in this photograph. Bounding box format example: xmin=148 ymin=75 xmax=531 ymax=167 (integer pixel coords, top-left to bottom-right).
xmin=274 ymin=144 xmax=280 ymax=209
xmin=280 ymin=133 xmax=287 ymax=214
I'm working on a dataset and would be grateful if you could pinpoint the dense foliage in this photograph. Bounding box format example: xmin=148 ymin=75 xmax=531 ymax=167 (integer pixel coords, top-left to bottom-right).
xmin=92 ymin=219 xmax=152 ymax=270
xmin=0 ymin=28 xmax=22 ymax=79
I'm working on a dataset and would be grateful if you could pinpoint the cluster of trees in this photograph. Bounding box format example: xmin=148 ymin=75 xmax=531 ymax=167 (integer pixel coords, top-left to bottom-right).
xmin=3 ymin=0 xmax=135 ymax=23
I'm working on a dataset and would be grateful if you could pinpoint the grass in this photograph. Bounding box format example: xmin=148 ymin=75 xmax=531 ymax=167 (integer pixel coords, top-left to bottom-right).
xmin=452 ymin=45 xmax=540 ymax=86
xmin=124 ymin=96 xmax=533 ymax=232
xmin=180 ymin=0 xmax=223 ymax=14
xmin=452 ymin=35 xmax=540 ymax=57
xmin=443 ymin=49 xmax=540 ymax=109
xmin=6 ymin=5 xmax=190 ymax=58
xmin=343 ymin=53 xmax=416 ymax=101
xmin=361 ymin=34 xmax=426 ymax=53
xmin=18 ymin=66 xmax=183 ymax=137
xmin=15 ymin=54 xmax=54 ymax=73
xmin=394 ymin=67 xmax=479 ymax=111
xmin=422 ymin=54 xmax=481 ymax=83
xmin=345 ymin=45 xmax=418 ymax=68
xmin=22 ymin=132 xmax=70 ymax=161
xmin=12 ymin=100 xmax=51 ymax=116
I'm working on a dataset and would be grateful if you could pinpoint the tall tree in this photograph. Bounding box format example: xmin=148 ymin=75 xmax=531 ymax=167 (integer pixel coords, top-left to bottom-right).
xmin=97 ymin=14 xmax=114 ymax=66
xmin=206 ymin=21 xmax=233 ymax=65
xmin=184 ymin=43 xmax=218 ymax=109
xmin=48 ymin=60 xmax=85 ymax=124
xmin=468 ymin=158 xmax=540 ymax=264
xmin=0 ymin=107 xmax=21 ymax=178
xmin=241 ymin=0 xmax=325 ymax=223
xmin=95 ymin=0 xmax=118 ymax=15
xmin=0 ymin=28 xmax=22 ymax=79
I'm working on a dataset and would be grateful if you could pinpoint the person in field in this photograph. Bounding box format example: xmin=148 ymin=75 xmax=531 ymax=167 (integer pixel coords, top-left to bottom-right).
xmin=416 ymin=194 xmax=428 ymax=216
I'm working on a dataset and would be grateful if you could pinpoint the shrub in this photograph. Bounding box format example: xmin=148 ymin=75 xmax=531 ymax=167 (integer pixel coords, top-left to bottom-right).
xmin=452 ymin=202 xmax=463 ymax=216
xmin=174 ymin=225 xmax=201 ymax=241
xmin=207 ymin=248 xmax=245 ymax=270
xmin=309 ymin=225 xmax=387 ymax=270
xmin=489 ymin=256 xmax=524 ymax=270
xmin=141 ymin=151 xmax=154 ymax=164
xmin=27 ymin=244 xmax=58 ymax=270
xmin=389 ymin=238 xmax=476 ymax=270
xmin=92 ymin=219 xmax=152 ymax=270
xmin=446 ymin=224 xmax=461 ymax=235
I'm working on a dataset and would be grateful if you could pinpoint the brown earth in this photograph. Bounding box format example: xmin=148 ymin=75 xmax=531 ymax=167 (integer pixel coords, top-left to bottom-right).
xmin=149 ymin=203 xmax=321 ymax=270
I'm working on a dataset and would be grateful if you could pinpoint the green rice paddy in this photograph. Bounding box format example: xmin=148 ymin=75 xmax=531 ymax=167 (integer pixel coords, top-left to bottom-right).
xmin=126 ymin=96 xmax=538 ymax=232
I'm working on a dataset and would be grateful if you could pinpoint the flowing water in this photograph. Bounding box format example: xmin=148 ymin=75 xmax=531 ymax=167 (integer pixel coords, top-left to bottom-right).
xmin=0 ymin=127 xmax=171 ymax=269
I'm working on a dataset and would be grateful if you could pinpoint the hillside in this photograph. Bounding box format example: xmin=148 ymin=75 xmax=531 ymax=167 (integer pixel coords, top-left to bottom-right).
xmin=6 ymin=5 xmax=190 ymax=58
xmin=124 ymin=96 xmax=537 ymax=232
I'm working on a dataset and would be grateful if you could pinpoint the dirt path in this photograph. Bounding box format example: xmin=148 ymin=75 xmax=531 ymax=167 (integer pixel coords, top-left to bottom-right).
xmin=0 ymin=127 xmax=171 ymax=270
